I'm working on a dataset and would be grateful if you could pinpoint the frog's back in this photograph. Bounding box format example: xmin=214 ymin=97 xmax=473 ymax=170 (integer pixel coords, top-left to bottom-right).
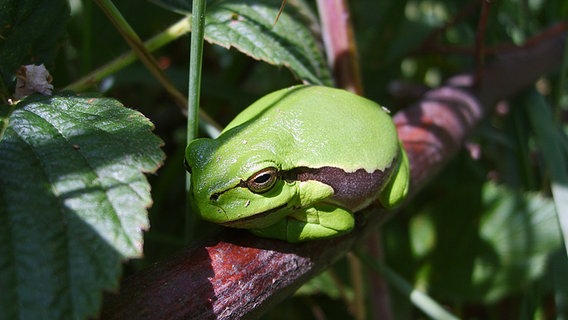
xmin=224 ymin=85 xmax=399 ymax=173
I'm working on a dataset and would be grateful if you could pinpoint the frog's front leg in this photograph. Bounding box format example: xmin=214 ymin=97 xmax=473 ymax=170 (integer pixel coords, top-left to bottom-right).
xmin=251 ymin=204 xmax=355 ymax=242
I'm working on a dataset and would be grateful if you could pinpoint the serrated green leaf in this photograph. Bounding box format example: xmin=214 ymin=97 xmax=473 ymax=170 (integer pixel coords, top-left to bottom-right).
xmin=473 ymin=182 xmax=561 ymax=302
xmin=205 ymin=0 xmax=331 ymax=85
xmin=0 ymin=94 xmax=164 ymax=319
xmin=411 ymin=165 xmax=562 ymax=303
xmin=525 ymin=90 xmax=568 ymax=257
xmin=151 ymin=0 xmax=332 ymax=85
xmin=0 ymin=0 xmax=70 ymax=98
xmin=295 ymin=270 xmax=344 ymax=299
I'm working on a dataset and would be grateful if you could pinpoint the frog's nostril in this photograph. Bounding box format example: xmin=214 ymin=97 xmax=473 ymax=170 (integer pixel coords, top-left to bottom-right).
xmin=210 ymin=193 xmax=219 ymax=201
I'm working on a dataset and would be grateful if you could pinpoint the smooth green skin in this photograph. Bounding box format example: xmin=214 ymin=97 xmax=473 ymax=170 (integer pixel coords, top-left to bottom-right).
xmin=185 ymin=85 xmax=409 ymax=242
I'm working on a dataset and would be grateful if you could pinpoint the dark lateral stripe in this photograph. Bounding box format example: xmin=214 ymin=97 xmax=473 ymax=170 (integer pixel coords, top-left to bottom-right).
xmin=281 ymin=159 xmax=397 ymax=210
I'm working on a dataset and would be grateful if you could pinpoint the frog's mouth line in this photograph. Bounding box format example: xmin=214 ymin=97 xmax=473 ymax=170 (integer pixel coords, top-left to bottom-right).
xmin=219 ymin=204 xmax=287 ymax=228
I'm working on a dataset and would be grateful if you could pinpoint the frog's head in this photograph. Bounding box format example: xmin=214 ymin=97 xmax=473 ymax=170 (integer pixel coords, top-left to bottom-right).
xmin=185 ymin=126 xmax=298 ymax=229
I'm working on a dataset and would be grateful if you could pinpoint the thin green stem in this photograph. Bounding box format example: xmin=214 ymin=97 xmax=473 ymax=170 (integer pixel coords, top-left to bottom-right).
xmin=89 ymin=1 xmax=221 ymax=135
xmin=555 ymin=39 xmax=568 ymax=120
xmin=355 ymin=249 xmax=460 ymax=320
xmin=65 ymin=16 xmax=191 ymax=92
xmin=93 ymin=0 xmax=188 ymax=111
xmin=186 ymin=0 xmax=207 ymax=244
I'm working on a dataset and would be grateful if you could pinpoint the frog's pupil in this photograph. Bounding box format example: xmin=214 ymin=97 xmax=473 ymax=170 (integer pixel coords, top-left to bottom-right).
xmin=254 ymin=173 xmax=271 ymax=184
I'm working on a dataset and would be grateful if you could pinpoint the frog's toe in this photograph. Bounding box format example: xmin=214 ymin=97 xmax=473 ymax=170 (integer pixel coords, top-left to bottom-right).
xmin=251 ymin=204 xmax=354 ymax=242
xmin=285 ymin=219 xmax=352 ymax=242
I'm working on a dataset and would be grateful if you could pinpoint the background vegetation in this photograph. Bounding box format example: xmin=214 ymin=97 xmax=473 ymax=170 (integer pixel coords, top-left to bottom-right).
xmin=0 ymin=0 xmax=567 ymax=319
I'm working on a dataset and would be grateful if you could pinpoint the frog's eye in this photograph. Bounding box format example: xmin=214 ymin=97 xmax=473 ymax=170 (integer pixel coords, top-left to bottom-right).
xmin=246 ymin=167 xmax=278 ymax=193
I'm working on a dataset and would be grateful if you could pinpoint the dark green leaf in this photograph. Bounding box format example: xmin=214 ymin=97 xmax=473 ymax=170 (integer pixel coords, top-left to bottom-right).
xmin=423 ymin=181 xmax=562 ymax=302
xmin=0 ymin=0 xmax=70 ymax=98
xmin=295 ymin=270 xmax=344 ymax=299
xmin=525 ymin=90 xmax=568 ymax=257
xmin=150 ymin=0 xmax=332 ymax=85
xmin=475 ymin=183 xmax=561 ymax=302
xmin=0 ymin=94 xmax=164 ymax=319
xmin=205 ymin=0 xmax=331 ymax=85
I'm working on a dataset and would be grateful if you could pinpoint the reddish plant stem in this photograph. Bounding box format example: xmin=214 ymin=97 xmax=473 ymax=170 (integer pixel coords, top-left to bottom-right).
xmin=396 ymin=24 xmax=565 ymax=193
xmin=474 ymin=0 xmax=491 ymax=88
xmin=417 ymin=0 xmax=481 ymax=54
xmin=418 ymin=6 xmax=567 ymax=61
xmin=317 ymin=2 xmax=392 ymax=318
xmin=101 ymin=26 xmax=566 ymax=320
xmin=316 ymin=0 xmax=363 ymax=94
xmin=364 ymin=231 xmax=394 ymax=320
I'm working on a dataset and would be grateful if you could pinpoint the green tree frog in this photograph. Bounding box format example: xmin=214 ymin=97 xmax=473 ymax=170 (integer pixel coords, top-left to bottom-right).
xmin=185 ymin=85 xmax=409 ymax=242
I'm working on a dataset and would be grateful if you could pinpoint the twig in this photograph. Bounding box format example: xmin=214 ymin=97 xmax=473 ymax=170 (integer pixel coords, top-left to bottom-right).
xmin=474 ymin=0 xmax=491 ymax=88
xmin=64 ymin=17 xmax=191 ymax=93
xmin=417 ymin=0 xmax=480 ymax=54
xmin=316 ymin=0 xmax=362 ymax=94
xmin=94 ymin=0 xmax=187 ymax=111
